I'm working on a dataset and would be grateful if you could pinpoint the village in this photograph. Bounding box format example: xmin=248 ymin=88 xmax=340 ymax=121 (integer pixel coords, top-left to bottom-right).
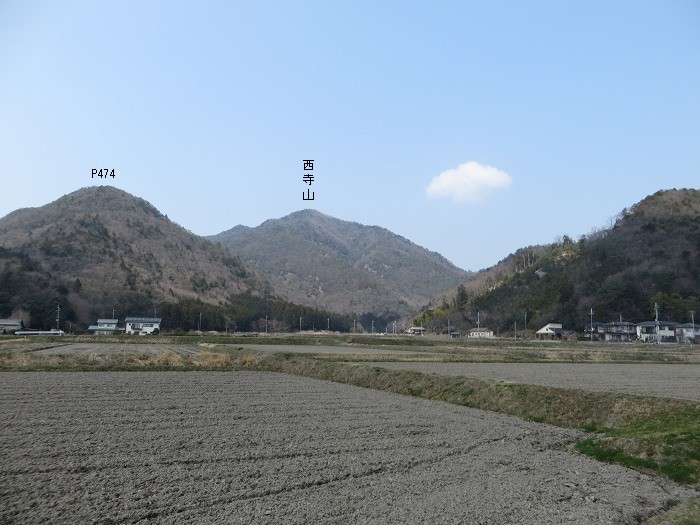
xmin=3 ymin=314 xmax=694 ymax=344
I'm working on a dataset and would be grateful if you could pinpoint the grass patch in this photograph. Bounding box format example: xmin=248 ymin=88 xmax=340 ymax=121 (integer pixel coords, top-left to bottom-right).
xmin=576 ymin=407 xmax=700 ymax=485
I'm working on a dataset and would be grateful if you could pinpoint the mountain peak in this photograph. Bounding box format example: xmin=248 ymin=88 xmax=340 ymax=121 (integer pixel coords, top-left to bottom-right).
xmin=209 ymin=210 xmax=470 ymax=319
xmin=0 ymin=187 xmax=265 ymax=326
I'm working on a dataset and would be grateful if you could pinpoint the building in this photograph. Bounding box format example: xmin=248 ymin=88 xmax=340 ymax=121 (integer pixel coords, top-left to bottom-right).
xmin=405 ymin=326 xmax=425 ymax=336
xmin=601 ymin=321 xmax=637 ymax=342
xmin=468 ymin=327 xmax=494 ymax=338
xmin=675 ymin=323 xmax=698 ymax=344
xmin=0 ymin=319 xmax=24 ymax=334
xmin=536 ymin=323 xmax=577 ymax=341
xmin=125 ymin=317 xmax=162 ymax=335
xmin=584 ymin=322 xmax=605 ymax=341
xmin=87 ymin=319 xmax=122 ymax=336
xmin=636 ymin=321 xmax=678 ymax=343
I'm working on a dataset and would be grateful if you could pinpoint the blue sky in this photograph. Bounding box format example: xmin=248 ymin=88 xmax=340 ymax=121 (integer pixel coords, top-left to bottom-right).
xmin=1 ymin=1 xmax=698 ymax=271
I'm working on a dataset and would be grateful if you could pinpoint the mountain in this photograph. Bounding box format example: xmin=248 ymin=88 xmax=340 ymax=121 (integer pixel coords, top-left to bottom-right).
xmin=0 ymin=186 xmax=269 ymax=327
xmin=417 ymin=188 xmax=700 ymax=334
xmin=209 ymin=209 xmax=471 ymax=322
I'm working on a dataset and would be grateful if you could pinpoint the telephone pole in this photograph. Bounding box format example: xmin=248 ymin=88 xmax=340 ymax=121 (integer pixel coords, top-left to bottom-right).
xmin=655 ymin=302 xmax=660 ymax=344
xmin=477 ymin=310 xmax=480 ymax=339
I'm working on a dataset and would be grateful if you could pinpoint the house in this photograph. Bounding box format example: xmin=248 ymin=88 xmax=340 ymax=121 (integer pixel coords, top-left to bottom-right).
xmin=601 ymin=321 xmax=637 ymax=342
xmin=125 ymin=317 xmax=161 ymax=335
xmin=536 ymin=323 xmax=577 ymax=341
xmin=468 ymin=327 xmax=494 ymax=338
xmin=584 ymin=322 xmax=605 ymax=341
xmin=0 ymin=319 xmax=24 ymax=334
xmin=405 ymin=326 xmax=425 ymax=336
xmin=87 ymin=319 xmax=122 ymax=336
xmin=675 ymin=323 xmax=698 ymax=344
xmin=636 ymin=321 xmax=678 ymax=343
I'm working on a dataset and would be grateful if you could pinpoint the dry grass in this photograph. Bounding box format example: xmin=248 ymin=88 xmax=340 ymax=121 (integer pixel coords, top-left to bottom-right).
xmin=644 ymin=497 xmax=700 ymax=525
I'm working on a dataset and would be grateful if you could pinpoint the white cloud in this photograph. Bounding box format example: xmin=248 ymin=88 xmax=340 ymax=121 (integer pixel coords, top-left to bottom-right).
xmin=426 ymin=161 xmax=512 ymax=203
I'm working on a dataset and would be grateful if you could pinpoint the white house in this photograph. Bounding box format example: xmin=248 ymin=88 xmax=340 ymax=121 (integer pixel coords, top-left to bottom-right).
xmin=636 ymin=321 xmax=677 ymax=343
xmin=536 ymin=323 xmax=577 ymax=341
xmin=468 ymin=327 xmax=494 ymax=338
xmin=405 ymin=326 xmax=425 ymax=336
xmin=87 ymin=318 xmax=122 ymax=336
xmin=536 ymin=323 xmax=562 ymax=340
xmin=125 ymin=317 xmax=161 ymax=335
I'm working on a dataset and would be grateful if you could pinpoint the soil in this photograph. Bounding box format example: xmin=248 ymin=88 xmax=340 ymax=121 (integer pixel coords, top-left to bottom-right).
xmin=1 ymin=371 xmax=695 ymax=524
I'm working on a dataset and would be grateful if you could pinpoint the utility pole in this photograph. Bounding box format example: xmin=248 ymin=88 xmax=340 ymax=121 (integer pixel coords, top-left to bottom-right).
xmin=655 ymin=302 xmax=660 ymax=344
xmin=371 ymin=320 xmax=374 ymax=334
xmin=198 ymin=312 xmax=202 ymax=333
xmin=514 ymin=320 xmax=517 ymax=341
xmin=299 ymin=317 xmax=302 ymax=332
xmin=477 ymin=310 xmax=480 ymax=339
xmin=691 ymin=310 xmax=695 ymax=342
xmin=524 ymin=311 xmax=527 ymax=330
xmin=265 ymin=315 xmax=268 ymax=333
xmin=112 ymin=307 xmax=116 ymax=319
xmin=56 ymin=304 xmax=60 ymax=331
xmin=590 ymin=308 xmax=594 ymax=342
xmin=327 ymin=318 xmax=330 ymax=332
xmin=447 ymin=317 xmax=450 ymax=338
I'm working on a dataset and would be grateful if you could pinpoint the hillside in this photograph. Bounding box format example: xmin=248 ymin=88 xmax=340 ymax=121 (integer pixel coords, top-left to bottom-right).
xmin=0 ymin=186 xmax=269 ymax=327
xmin=210 ymin=209 xmax=471 ymax=323
xmin=418 ymin=189 xmax=700 ymax=334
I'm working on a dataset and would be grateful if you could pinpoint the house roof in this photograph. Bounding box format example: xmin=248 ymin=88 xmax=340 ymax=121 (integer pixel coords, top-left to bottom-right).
xmin=536 ymin=323 xmax=563 ymax=334
xmin=125 ymin=317 xmax=162 ymax=323
xmin=0 ymin=319 xmax=22 ymax=325
xmin=469 ymin=327 xmax=491 ymax=332
xmin=637 ymin=321 xmax=678 ymax=328
xmin=97 ymin=319 xmax=118 ymax=323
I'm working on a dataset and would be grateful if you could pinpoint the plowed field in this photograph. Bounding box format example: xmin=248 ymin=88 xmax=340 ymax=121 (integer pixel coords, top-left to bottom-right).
xmin=1 ymin=372 xmax=693 ymax=524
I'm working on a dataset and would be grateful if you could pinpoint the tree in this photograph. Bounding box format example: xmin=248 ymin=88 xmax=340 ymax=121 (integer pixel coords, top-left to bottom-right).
xmin=452 ymin=284 xmax=468 ymax=310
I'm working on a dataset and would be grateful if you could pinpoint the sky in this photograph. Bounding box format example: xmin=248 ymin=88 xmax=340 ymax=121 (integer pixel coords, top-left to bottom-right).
xmin=1 ymin=1 xmax=698 ymax=271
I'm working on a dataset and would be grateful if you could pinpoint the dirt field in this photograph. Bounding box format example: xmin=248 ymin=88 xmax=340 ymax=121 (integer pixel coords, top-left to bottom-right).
xmin=349 ymin=362 xmax=700 ymax=401
xmin=1 ymin=371 xmax=694 ymax=524
xmin=10 ymin=342 xmax=425 ymax=357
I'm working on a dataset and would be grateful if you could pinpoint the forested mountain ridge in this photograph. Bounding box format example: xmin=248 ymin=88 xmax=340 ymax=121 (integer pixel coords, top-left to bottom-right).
xmin=0 ymin=186 xmax=272 ymax=328
xmin=418 ymin=189 xmax=700 ymax=334
xmin=210 ymin=209 xmax=472 ymax=323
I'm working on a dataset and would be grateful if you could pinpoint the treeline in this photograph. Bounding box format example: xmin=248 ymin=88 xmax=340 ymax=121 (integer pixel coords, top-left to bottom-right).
xmin=155 ymin=293 xmax=355 ymax=333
